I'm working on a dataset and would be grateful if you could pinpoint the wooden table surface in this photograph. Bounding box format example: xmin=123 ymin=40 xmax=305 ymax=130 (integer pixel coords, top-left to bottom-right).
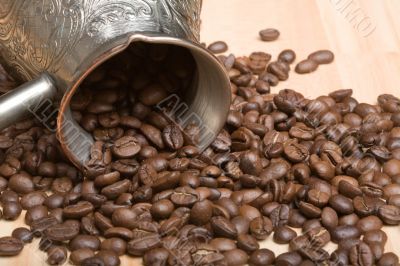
xmin=1 ymin=0 xmax=400 ymax=265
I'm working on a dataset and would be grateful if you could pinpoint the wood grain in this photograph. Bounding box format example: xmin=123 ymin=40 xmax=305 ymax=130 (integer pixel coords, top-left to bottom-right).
xmin=1 ymin=0 xmax=400 ymax=265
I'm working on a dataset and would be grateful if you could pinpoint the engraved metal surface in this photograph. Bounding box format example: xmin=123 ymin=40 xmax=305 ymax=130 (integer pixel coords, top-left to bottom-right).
xmin=0 ymin=0 xmax=202 ymax=83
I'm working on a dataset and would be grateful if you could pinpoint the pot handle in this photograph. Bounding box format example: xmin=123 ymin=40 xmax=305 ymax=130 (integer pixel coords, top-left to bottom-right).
xmin=0 ymin=73 xmax=57 ymax=130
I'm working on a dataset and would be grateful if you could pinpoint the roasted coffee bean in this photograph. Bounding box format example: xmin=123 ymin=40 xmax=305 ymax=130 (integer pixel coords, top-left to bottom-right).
xmin=288 ymin=209 xmax=307 ymax=228
xmin=349 ymin=242 xmax=374 ymax=266
xmin=273 ymin=226 xmax=297 ymax=244
xmin=306 ymin=227 xmax=331 ymax=248
xmin=30 ymin=216 xmax=59 ymax=235
xmin=190 ymin=200 xmax=213 ymax=226
xmin=8 ymin=173 xmax=34 ymax=194
xmin=239 ymin=204 xmax=262 ymax=221
xmin=162 ymin=124 xmax=184 ymax=150
xmin=25 ymin=205 xmax=48 ymax=225
xmin=378 ymin=205 xmax=400 ymax=225
xmin=307 ymin=189 xmax=329 ymax=208
xmin=239 ymin=150 xmax=262 ymax=175
xmin=44 ymin=194 xmax=65 ymax=210
xmin=111 ymin=208 xmax=137 ymax=229
xmin=231 ymin=216 xmax=250 ymax=235
xmin=51 ymin=177 xmax=73 ymax=195
xmin=356 ymin=215 xmax=383 ymax=233
xmin=11 ymin=227 xmax=33 ymax=243
xmin=270 ymin=204 xmax=290 ymax=227
xmin=339 ymin=239 xmax=363 ymax=252
xmin=140 ymin=124 xmax=164 ymax=149
xmin=80 ymin=215 xmax=100 ymax=236
xmin=302 ymin=219 xmax=322 ymax=233
xmin=111 ymin=159 xmax=139 ymax=176
xmin=338 ymin=180 xmax=362 ymax=199
xmin=249 ymin=216 xmax=273 ymax=240
xmin=278 ymin=49 xmax=296 ymax=64
xmin=150 ymin=199 xmax=174 ymax=220
xmin=95 ymin=250 xmax=121 ymax=266
xmin=237 ymin=234 xmax=259 ymax=252
xmin=143 ymin=247 xmax=169 ymax=266
xmin=170 ymin=186 xmax=199 ymax=206
xmin=331 ymin=225 xmax=361 ymax=243
xmin=223 ymin=248 xmax=249 ymax=266
xmin=100 ymin=237 xmax=126 ymax=256
xmin=249 ymin=248 xmax=275 ymax=266
xmin=378 ymin=252 xmax=400 ymax=266
xmin=45 ymin=222 xmax=80 ymax=241
xmin=259 ymin=28 xmax=280 ymax=41
xmin=275 ymin=251 xmax=302 ymax=266
xmin=289 ymin=234 xmax=310 ymax=252
xmin=0 ymin=237 xmax=23 ymax=256
xmin=354 ymin=196 xmax=385 ymax=216
xmin=2 ymin=201 xmax=22 ymax=220
xmin=0 ymin=157 xmax=20 ymax=177
xmin=321 ymin=207 xmax=338 ymax=230
xmin=20 ymin=191 xmax=47 ymax=210
xmin=298 ymin=201 xmax=322 ymax=218
xmin=46 ymin=245 xmax=67 ymax=265
xmin=81 ymin=256 xmax=106 ymax=266
xmin=329 ymin=194 xmax=354 ymax=215
xmin=127 ymin=234 xmax=161 ymax=256
xmin=283 ymin=141 xmax=309 ymax=163
xmin=111 ymin=136 xmax=141 ymax=158
xmin=101 ymin=179 xmax=131 ymax=199
xmin=103 ymin=227 xmax=133 ymax=241
xmin=369 ymin=241 xmax=384 ymax=261
xmin=330 ymin=249 xmax=350 ymax=266
xmin=138 ymin=83 xmax=168 ymax=106
xmin=297 ymin=242 xmax=330 ymax=261
xmin=210 ymin=238 xmax=237 ymax=252
xmin=267 ymin=62 xmax=289 ymax=81
xmin=69 ymin=235 xmax=101 ymax=251
xmin=63 ymin=201 xmax=94 ymax=219
xmin=295 ymin=59 xmax=318 ymax=74
xmin=329 ymin=88 xmax=353 ymax=102
xmin=208 ymin=41 xmax=228 ymax=53
xmin=308 ymin=50 xmax=334 ymax=64
xmin=363 ymin=229 xmax=388 ymax=246
xmin=211 ymin=216 xmax=238 ymax=239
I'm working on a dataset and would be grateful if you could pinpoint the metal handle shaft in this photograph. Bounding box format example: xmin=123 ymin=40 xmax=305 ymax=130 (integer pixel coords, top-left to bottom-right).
xmin=0 ymin=73 xmax=57 ymax=130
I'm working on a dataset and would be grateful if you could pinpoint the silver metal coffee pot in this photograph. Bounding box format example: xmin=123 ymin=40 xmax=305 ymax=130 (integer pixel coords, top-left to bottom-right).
xmin=0 ymin=0 xmax=231 ymax=169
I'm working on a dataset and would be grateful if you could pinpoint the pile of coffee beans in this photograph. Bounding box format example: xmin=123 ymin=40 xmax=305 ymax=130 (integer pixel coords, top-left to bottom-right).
xmin=0 ymin=32 xmax=399 ymax=266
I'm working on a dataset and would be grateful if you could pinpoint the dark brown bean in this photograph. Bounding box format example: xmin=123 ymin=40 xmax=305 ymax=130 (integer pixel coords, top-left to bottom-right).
xmin=127 ymin=234 xmax=161 ymax=256
xmin=69 ymin=235 xmax=101 ymax=251
xmin=100 ymin=237 xmax=126 ymax=256
xmin=273 ymin=226 xmax=297 ymax=244
xmin=259 ymin=28 xmax=280 ymax=41
xmin=0 ymin=237 xmax=23 ymax=256
xmin=208 ymin=41 xmax=228 ymax=53
xmin=45 ymin=222 xmax=80 ymax=241
xmin=308 ymin=50 xmax=335 ymax=64
xmin=349 ymin=242 xmax=374 ymax=266
xmin=295 ymin=59 xmax=318 ymax=74
xmin=211 ymin=216 xmax=238 ymax=239
xmin=278 ymin=49 xmax=296 ymax=64
xmin=249 ymin=248 xmax=275 ymax=266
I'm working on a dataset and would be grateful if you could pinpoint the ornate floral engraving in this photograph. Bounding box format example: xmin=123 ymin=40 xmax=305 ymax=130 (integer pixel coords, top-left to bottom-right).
xmin=86 ymin=1 xmax=154 ymax=37
xmin=0 ymin=0 xmax=86 ymax=79
xmin=0 ymin=0 xmax=202 ymax=81
xmin=158 ymin=0 xmax=201 ymax=41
